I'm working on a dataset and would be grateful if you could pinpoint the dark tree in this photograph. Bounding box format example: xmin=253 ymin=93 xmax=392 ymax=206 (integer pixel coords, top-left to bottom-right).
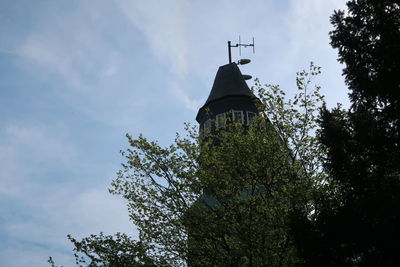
xmin=292 ymin=1 xmax=400 ymax=266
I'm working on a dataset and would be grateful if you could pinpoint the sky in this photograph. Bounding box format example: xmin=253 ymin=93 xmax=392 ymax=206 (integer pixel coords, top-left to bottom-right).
xmin=0 ymin=0 xmax=349 ymax=266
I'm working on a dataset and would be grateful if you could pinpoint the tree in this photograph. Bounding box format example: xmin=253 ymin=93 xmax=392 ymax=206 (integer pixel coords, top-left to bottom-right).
xmin=53 ymin=63 xmax=325 ymax=266
xmin=292 ymin=1 xmax=400 ymax=266
xmin=48 ymin=233 xmax=155 ymax=267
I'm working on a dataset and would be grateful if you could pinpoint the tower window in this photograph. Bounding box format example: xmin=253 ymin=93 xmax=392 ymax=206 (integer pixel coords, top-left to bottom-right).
xmin=216 ymin=113 xmax=226 ymax=128
xmin=247 ymin=111 xmax=256 ymax=125
xmin=203 ymin=119 xmax=211 ymax=134
xmin=233 ymin=110 xmax=244 ymax=124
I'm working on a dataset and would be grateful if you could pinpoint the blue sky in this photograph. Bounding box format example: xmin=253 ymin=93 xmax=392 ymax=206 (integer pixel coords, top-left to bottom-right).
xmin=0 ymin=0 xmax=348 ymax=266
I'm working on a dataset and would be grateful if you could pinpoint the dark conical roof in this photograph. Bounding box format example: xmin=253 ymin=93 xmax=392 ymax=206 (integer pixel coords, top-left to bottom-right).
xmin=203 ymin=63 xmax=252 ymax=106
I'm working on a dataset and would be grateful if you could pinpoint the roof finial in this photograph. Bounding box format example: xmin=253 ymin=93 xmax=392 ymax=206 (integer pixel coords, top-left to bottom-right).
xmin=227 ymin=36 xmax=255 ymax=64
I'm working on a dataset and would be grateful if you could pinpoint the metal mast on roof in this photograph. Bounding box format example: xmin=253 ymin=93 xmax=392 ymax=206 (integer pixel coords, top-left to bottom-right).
xmin=227 ymin=36 xmax=255 ymax=64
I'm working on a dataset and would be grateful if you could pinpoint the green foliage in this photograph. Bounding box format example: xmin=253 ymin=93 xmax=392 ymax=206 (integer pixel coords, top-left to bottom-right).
xmin=109 ymin=63 xmax=324 ymax=266
xmin=56 ymin=63 xmax=325 ymax=266
xmin=185 ymin=122 xmax=299 ymax=266
xmin=110 ymin=122 xmax=202 ymax=266
xmin=254 ymin=62 xmax=326 ymax=186
xmin=49 ymin=233 xmax=155 ymax=267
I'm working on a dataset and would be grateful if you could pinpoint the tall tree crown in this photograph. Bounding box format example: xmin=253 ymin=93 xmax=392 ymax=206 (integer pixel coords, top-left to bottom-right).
xmin=330 ymin=0 xmax=400 ymax=109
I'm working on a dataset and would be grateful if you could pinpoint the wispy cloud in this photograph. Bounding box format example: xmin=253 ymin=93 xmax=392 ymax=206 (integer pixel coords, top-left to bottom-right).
xmin=1 ymin=1 xmax=352 ymax=267
xmin=0 ymin=121 xmax=135 ymax=266
xmin=116 ymin=0 xmax=190 ymax=77
xmin=114 ymin=0 xmax=348 ymax=111
xmin=0 ymin=186 xmax=134 ymax=267
xmin=18 ymin=34 xmax=72 ymax=77
xmin=13 ymin=17 xmax=145 ymax=129
xmin=0 ymin=122 xmax=76 ymax=196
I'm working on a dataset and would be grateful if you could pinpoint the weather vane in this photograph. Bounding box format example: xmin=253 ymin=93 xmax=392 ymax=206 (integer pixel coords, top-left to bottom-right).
xmin=227 ymin=36 xmax=255 ymax=64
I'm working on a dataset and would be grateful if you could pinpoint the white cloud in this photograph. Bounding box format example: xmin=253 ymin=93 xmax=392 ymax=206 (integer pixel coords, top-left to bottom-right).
xmin=0 ymin=123 xmax=76 ymax=197
xmin=100 ymin=60 xmax=118 ymax=77
xmin=12 ymin=0 xmax=350 ymax=115
xmin=1 ymin=185 xmax=135 ymax=267
xmin=5 ymin=186 xmax=135 ymax=243
xmin=170 ymin=80 xmax=204 ymax=112
xmin=16 ymin=31 xmax=98 ymax=94
xmin=0 ymin=246 xmax=74 ymax=267
xmin=114 ymin=0 xmax=349 ymax=111
xmin=0 ymin=121 xmax=135 ymax=267
xmin=14 ymin=28 xmax=144 ymax=129
xmin=1 ymin=2 xmax=353 ymax=267
xmin=284 ymin=0 xmax=349 ymax=106
xmin=62 ymin=187 xmax=135 ymax=237
xmin=116 ymin=0 xmax=190 ymax=77
xmin=18 ymin=34 xmax=70 ymax=76
xmin=288 ymin=0 xmax=347 ymax=48
xmin=114 ymin=0 xmax=272 ymax=111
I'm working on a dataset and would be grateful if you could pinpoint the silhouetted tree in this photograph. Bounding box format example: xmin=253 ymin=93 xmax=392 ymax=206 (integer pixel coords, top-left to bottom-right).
xmin=292 ymin=1 xmax=400 ymax=266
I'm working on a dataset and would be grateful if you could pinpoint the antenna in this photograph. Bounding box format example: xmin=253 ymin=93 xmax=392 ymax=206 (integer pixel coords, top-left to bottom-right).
xmin=227 ymin=36 xmax=255 ymax=63
xmin=239 ymin=35 xmax=241 ymax=56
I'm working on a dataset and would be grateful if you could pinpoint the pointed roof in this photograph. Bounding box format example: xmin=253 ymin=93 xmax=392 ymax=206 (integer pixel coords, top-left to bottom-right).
xmin=202 ymin=63 xmax=252 ymax=107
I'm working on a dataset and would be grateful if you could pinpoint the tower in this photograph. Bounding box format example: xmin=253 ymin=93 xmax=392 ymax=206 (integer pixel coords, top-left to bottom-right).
xmin=186 ymin=45 xmax=266 ymax=265
xmin=187 ymin=41 xmax=302 ymax=266
xmin=187 ymin=62 xmax=261 ymax=265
